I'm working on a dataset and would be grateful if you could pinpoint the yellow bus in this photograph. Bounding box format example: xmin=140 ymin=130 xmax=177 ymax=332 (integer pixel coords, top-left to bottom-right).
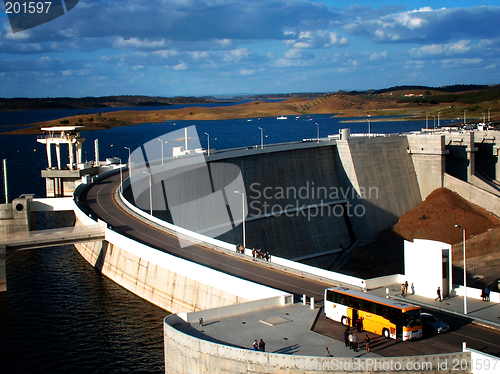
xmin=324 ymin=287 xmax=423 ymax=341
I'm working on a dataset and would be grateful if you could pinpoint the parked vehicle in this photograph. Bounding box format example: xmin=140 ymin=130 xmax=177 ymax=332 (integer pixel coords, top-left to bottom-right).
xmin=421 ymin=313 xmax=449 ymax=334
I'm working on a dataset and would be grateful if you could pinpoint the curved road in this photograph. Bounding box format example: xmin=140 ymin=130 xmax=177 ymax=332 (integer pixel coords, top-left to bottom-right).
xmin=79 ymin=171 xmax=500 ymax=358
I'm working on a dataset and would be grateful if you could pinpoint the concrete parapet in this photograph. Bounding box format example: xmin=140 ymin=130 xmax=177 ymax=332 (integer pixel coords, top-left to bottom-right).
xmin=178 ymin=295 xmax=293 ymax=323
xmin=164 ymin=312 xmax=471 ymax=374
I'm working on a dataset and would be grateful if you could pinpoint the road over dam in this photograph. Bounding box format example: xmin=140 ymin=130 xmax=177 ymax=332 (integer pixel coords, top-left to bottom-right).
xmin=78 ymin=170 xmax=500 ymax=359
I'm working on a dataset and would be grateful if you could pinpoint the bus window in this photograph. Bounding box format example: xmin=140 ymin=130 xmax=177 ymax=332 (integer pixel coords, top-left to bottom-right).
xmin=358 ymin=299 xmax=364 ymax=311
xmin=376 ymin=304 xmax=386 ymax=318
xmin=350 ymin=297 xmax=358 ymax=309
xmin=326 ymin=290 xmax=334 ymax=302
xmin=363 ymin=301 xmax=371 ymax=313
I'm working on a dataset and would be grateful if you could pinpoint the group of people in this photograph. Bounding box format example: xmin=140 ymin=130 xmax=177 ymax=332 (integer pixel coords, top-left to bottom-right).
xmin=481 ymin=287 xmax=490 ymax=301
xmin=252 ymin=248 xmax=271 ymax=261
xmin=235 ymin=244 xmax=245 ymax=254
xmin=252 ymin=339 xmax=266 ymax=352
xmin=343 ymin=330 xmax=372 ymax=353
xmin=235 ymin=244 xmax=271 ymax=262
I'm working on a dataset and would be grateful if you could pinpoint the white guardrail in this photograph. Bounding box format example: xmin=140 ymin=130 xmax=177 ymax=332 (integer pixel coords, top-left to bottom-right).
xmin=117 ymin=174 xmax=367 ymax=290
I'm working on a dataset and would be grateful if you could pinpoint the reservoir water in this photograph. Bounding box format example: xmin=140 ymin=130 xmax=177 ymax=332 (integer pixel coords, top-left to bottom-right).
xmin=0 ymin=108 xmax=455 ymax=373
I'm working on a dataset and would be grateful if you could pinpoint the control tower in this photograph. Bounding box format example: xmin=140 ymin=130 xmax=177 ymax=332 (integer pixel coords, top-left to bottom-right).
xmin=37 ymin=126 xmax=99 ymax=197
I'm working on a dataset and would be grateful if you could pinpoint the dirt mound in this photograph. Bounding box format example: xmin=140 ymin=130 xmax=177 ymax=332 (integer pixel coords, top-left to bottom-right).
xmin=393 ymin=188 xmax=500 ymax=245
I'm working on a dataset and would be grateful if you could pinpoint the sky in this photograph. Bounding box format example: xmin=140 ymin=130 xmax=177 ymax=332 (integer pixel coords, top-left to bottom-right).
xmin=1 ymin=0 xmax=500 ymax=98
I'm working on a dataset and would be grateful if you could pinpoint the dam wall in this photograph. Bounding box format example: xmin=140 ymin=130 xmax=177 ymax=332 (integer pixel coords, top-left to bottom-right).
xmin=336 ymin=136 xmax=422 ymax=240
xmin=72 ymin=195 xmax=287 ymax=313
xmin=407 ymin=134 xmax=447 ymax=199
xmin=137 ymin=136 xmax=424 ymax=260
xmin=213 ymin=146 xmax=353 ymax=259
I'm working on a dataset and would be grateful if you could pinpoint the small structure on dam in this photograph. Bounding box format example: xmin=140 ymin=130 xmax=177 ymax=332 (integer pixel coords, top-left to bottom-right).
xmin=37 ymin=126 xmax=100 ymax=197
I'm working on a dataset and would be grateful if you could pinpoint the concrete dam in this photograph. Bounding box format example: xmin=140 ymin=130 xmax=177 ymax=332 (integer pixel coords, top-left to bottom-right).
xmin=124 ymin=132 xmax=440 ymax=266
xmin=123 ymin=128 xmax=500 ymax=269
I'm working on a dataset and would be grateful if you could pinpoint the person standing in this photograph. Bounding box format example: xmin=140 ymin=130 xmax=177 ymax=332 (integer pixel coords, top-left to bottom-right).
xmin=352 ymin=333 xmax=359 ymax=352
xmin=252 ymin=248 xmax=256 ymax=260
xmin=435 ymin=287 xmax=442 ymax=302
xmin=325 ymin=347 xmax=332 ymax=357
xmin=252 ymin=339 xmax=258 ymax=351
xmin=343 ymin=328 xmax=349 ymax=348
xmin=259 ymin=339 xmax=265 ymax=352
xmin=356 ymin=316 xmax=363 ymax=332
xmin=484 ymin=287 xmax=490 ymax=301
xmin=401 ymin=283 xmax=406 ymax=297
xmin=404 ymin=281 xmax=409 ymax=296
xmin=348 ymin=331 xmax=353 ymax=349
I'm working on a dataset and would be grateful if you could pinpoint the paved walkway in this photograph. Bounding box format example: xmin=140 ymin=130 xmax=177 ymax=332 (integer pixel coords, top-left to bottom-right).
xmin=175 ymin=303 xmax=380 ymax=358
xmin=367 ymin=283 xmax=500 ymax=331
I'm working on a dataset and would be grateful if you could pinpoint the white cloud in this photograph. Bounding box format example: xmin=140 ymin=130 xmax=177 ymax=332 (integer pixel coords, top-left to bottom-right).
xmin=344 ymin=6 xmax=500 ymax=44
xmin=410 ymin=40 xmax=471 ymax=58
xmin=284 ymin=30 xmax=349 ymax=49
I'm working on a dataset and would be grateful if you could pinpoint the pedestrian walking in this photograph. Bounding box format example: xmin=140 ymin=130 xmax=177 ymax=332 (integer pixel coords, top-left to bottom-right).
xmin=484 ymin=287 xmax=490 ymax=301
xmin=252 ymin=339 xmax=258 ymax=351
xmin=404 ymin=281 xmax=409 ymax=296
xmin=259 ymin=339 xmax=265 ymax=352
xmin=401 ymin=283 xmax=406 ymax=297
xmin=252 ymin=248 xmax=256 ymax=260
xmin=435 ymin=287 xmax=441 ymax=302
xmin=343 ymin=328 xmax=349 ymax=347
xmin=352 ymin=333 xmax=359 ymax=352
xmin=325 ymin=347 xmax=332 ymax=357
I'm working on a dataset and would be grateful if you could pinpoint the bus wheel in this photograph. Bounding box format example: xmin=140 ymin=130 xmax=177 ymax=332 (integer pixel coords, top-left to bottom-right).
xmin=341 ymin=316 xmax=349 ymax=326
xmin=382 ymin=328 xmax=390 ymax=339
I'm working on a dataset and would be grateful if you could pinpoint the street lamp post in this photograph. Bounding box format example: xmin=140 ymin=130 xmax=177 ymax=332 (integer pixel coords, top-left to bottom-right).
xmin=143 ymin=171 xmax=152 ymax=216
xmin=234 ymin=191 xmax=245 ymax=248
xmin=315 ymin=123 xmax=319 ymax=144
xmin=455 ymin=224 xmax=467 ymax=314
xmin=124 ymin=147 xmax=131 ymax=175
xmin=367 ymin=119 xmax=371 ymax=135
xmin=488 ymin=108 xmax=491 ymax=123
xmin=205 ymin=133 xmax=210 ymax=156
xmin=120 ymin=162 xmax=123 ymax=194
xmin=426 ymin=113 xmax=429 ymax=130
xmin=437 ymin=110 xmax=440 ymax=129
xmin=432 ymin=115 xmax=436 ymax=130
xmin=464 ymin=110 xmax=467 ymax=126
xmin=158 ymin=139 xmax=164 ymax=165
xmin=259 ymin=127 xmax=263 ymax=149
